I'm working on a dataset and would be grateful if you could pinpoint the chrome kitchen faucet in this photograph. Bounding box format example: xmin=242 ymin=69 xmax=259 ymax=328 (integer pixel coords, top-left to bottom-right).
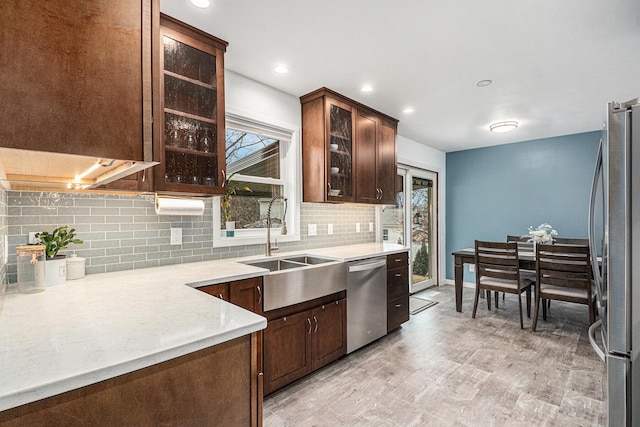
xmin=266 ymin=195 xmax=287 ymax=256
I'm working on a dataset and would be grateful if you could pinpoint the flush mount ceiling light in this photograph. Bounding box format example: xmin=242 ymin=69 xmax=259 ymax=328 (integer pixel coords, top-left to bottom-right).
xmin=361 ymin=85 xmax=373 ymax=92
xmin=476 ymin=79 xmax=493 ymax=87
xmin=403 ymin=107 xmax=415 ymax=114
xmin=190 ymin=0 xmax=210 ymax=8
xmin=490 ymin=121 xmax=518 ymax=133
xmin=273 ymin=65 xmax=289 ymax=74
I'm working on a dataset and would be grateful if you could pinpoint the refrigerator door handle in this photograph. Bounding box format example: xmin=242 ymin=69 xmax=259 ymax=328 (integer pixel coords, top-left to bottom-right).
xmin=588 ymin=137 xmax=604 ymax=294
xmin=588 ymin=319 xmax=606 ymax=362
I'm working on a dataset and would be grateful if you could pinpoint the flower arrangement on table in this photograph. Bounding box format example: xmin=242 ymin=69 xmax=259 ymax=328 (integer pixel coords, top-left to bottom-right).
xmin=526 ymin=223 xmax=558 ymax=244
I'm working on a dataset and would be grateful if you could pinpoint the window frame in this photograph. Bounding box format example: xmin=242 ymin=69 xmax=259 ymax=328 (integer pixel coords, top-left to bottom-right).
xmin=212 ymin=107 xmax=300 ymax=248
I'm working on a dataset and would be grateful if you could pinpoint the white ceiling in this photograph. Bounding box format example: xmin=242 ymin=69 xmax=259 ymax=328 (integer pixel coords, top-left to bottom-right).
xmin=161 ymin=0 xmax=640 ymax=152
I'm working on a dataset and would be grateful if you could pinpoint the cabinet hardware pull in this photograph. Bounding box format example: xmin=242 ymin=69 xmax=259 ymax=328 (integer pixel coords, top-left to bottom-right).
xmin=321 ymin=305 xmax=325 ymax=310
xmin=221 ymin=170 xmax=226 ymax=187
xmin=395 ymin=273 xmax=402 ymax=277
xmin=395 ymin=304 xmax=402 ymax=308
xmin=257 ymin=285 xmax=262 ymax=304
xmin=395 ymin=258 xmax=402 ymax=262
xmin=379 ymin=189 xmax=383 ymax=199
xmin=283 ymin=316 xmax=287 ymax=321
xmin=336 ymin=301 xmax=339 ymax=304
xmin=307 ymin=318 xmax=312 ymax=334
xmin=327 ymin=183 xmax=331 ymax=195
xmin=313 ymin=316 xmax=318 ymax=333
xmin=219 ymin=294 xmax=223 ymax=300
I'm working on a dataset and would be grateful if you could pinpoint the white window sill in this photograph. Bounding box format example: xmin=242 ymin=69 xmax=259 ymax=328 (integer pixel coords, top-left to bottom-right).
xmin=212 ymin=232 xmax=301 ymax=248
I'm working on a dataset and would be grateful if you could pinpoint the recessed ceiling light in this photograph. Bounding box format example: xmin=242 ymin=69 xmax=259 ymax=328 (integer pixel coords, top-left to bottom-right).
xmin=477 ymin=79 xmax=493 ymax=87
xmin=403 ymin=107 xmax=415 ymax=114
xmin=490 ymin=121 xmax=518 ymax=133
xmin=190 ymin=0 xmax=210 ymax=8
xmin=361 ymin=85 xmax=373 ymax=93
xmin=274 ymin=65 xmax=289 ymax=74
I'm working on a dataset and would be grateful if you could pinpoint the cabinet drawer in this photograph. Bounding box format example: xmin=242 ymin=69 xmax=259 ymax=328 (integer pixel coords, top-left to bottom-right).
xmin=387 ymin=295 xmax=410 ymax=332
xmin=387 ymin=266 xmax=409 ymax=300
xmin=387 ymin=252 xmax=408 ymax=270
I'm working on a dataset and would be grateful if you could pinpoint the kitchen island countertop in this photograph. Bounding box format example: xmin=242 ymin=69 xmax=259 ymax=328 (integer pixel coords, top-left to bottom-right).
xmin=0 ymin=242 xmax=408 ymax=412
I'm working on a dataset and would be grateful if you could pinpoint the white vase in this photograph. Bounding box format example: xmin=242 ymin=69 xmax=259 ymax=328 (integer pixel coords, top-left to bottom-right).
xmin=45 ymin=256 xmax=67 ymax=286
xmin=226 ymin=221 xmax=235 ymax=237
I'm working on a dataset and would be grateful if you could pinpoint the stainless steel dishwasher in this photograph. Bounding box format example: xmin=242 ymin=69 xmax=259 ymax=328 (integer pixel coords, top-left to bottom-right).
xmin=347 ymin=256 xmax=387 ymax=353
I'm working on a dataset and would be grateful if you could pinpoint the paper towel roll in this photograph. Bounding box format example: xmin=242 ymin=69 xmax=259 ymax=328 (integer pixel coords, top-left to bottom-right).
xmin=155 ymin=197 xmax=205 ymax=216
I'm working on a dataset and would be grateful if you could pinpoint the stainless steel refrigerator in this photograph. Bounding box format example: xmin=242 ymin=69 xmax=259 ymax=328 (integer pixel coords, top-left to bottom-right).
xmin=589 ymin=98 xmax=640 ymax=426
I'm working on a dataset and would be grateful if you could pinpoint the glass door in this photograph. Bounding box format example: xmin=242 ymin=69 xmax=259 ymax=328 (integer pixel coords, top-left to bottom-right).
xmin=410 ymin=171 xmax=437 ymax=292
xmin=382 ymin=166 xmax=438 ymax=293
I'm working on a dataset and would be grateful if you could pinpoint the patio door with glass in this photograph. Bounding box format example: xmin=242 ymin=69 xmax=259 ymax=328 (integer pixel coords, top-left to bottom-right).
xmin=382 ymin=166 xmax=438 ymax=293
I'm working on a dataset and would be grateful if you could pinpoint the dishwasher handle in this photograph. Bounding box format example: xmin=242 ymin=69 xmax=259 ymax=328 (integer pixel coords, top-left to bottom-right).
xmin=348 ymin=259 xmax=387 ymax=273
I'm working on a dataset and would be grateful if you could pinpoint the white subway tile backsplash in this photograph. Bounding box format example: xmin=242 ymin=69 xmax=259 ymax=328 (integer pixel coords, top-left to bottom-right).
xmin=3 ymin=191 xmax=376 ymax=284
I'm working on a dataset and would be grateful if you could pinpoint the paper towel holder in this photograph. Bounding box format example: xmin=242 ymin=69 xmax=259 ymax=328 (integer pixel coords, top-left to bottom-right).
xmin=154 ymin=194 xmax=206 ymax=216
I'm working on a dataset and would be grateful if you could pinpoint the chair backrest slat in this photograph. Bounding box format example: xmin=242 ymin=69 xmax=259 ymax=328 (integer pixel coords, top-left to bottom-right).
xmin=553 ymin=237 xmax=589 ymax=245
xmin=536 ymin=244 xmax=591 ymax=291
xmin=476 ymin=240 xmax=520 ymax=282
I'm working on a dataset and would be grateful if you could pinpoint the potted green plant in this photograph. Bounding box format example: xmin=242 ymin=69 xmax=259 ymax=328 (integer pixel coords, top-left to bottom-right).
xmin=36 ymin=226 xmax=83 ymax=286
xmin=221 ymin=173 xmax=251 ymax=237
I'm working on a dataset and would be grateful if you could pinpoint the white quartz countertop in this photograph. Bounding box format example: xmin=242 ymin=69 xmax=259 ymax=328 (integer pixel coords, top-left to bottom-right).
xmin=304 ymin=242 xmax=408 ymax=262
xmin=0 ymin=242 xmax=408 ymax=412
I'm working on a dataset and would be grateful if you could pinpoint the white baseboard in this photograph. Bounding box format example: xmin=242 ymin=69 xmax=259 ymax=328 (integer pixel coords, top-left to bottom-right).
xmin=443 ymin=279 xmax=475 ymax=289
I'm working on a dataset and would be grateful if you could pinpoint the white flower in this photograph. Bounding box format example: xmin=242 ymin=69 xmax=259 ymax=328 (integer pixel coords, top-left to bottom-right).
xmin=525 ymin=223 xmax=559 ymax=244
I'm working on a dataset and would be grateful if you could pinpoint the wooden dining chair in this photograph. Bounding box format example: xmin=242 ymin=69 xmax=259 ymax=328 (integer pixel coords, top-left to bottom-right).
xmin=473 ymin=240 xmax=534 ymax=329
xmin=503 ymin=235 xmax=535 ymax=304
xmin=531 ymin=244 xmax=596 ymax=331
xmin=553 ymin=237 xmax=589 ymax=245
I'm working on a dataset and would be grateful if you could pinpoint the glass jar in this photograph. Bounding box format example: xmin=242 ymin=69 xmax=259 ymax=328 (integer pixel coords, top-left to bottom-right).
xmin=17 ymin=245 xmax=46 ymax=294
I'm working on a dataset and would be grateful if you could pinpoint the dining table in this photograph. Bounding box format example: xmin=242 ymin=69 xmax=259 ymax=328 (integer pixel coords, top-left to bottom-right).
xmin=451 ymin=248 xmax=536 ymax=312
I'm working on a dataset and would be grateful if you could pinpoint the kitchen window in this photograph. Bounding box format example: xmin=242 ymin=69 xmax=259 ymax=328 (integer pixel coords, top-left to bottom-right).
xmin=213 ymin=112 xmax=299 ymax=247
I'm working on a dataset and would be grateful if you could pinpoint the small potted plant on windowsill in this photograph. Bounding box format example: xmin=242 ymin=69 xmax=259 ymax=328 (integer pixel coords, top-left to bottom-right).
xmin=221 ymin=173 xmax=251 ymax=237
xmin=36 ymin=226 xmax=83 ymax=286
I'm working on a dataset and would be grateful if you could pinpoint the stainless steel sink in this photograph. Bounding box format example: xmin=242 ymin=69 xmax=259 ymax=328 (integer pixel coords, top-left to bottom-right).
xmin=282 ymin=255 xmax=335 ymax=265
xmin=242 ymin=258 xmax=306 ymax=272
xmin=240 ymin=255 xmax=347 ymax=311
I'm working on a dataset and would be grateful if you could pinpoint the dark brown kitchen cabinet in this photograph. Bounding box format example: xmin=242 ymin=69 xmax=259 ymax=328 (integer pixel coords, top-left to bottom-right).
xmin=354 ymin=109 xmax=397 ymax=204
xmin=263 ymin=310 xmax=312 ymax=395
xmin=301 ymin=87 xmax=398 ymax=204
xmin=387 ymin=252 xmax=410 ymax=332
xmin=198 ymin=277 xmax=263 ymax=315
xmin=0 ymin=335 xmax=261 ymax=427
xmin=198 ymin=282 xmax=230 ymax=301
xmin=263 ymin=295 xmax=346 ymax=395
xmin=0 ymin=0 xmax=155 ymax=162
xmin=373 ymin=118 xmax=398 ymax=204
xmin=311 ymin=300 xmax=347 ymax=370
xmin=153 ymin=14 xmax=228 ymax=195
xmin=229 ymin=277 xmax=264 ymax=316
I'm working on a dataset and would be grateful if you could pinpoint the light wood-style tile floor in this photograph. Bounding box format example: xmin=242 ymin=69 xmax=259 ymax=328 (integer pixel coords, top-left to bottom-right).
xmin=263 ymin=284 xmax=606 ymax=426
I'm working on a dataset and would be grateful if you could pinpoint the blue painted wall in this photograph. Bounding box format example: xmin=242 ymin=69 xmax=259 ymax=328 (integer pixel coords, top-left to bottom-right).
xmin=445 ymin=131 xmax=600 ymax=280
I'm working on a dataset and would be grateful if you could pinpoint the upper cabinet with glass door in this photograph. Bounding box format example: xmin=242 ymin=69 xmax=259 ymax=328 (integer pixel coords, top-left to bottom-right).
xmin=154 ymin=15 xmax=228 ymax=194
xmin=301 ymin=88 xmax=398 ymax=204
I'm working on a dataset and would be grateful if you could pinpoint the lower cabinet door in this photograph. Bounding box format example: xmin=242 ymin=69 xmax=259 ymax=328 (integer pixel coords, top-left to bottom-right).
xmin=229 ymin=277 xmax=263 ymax=315
xmin=387 ymin=295 xmax=410 ymax=332
xmin=263 ymin=310 xmax=312 ymax=395
xmin=312 ymin=299 xmax=346 ymax=370
xmin=197 ymin=282 xmax=229 ymax=301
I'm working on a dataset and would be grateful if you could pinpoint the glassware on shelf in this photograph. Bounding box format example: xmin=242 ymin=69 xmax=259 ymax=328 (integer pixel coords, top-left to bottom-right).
xmin=185 ymin=128 xmax=198 ymax=151
xmin=187 ymin=154 xmax=199 ymax=185
xmin=200 ymin=132 xmax=212 ymax=153
xmin=166 ymin=126 xmax=181 ymax=148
